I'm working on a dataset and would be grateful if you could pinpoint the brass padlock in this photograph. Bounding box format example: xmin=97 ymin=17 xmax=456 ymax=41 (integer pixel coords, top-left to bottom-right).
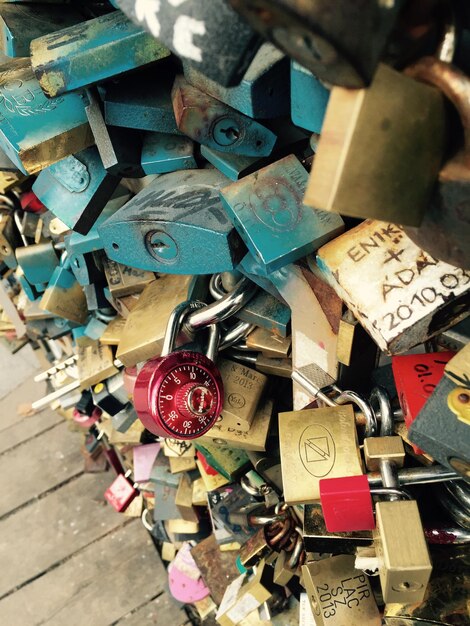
xmin=374 ymin=499 xmax=432 ymax=604
xmin=279 ymin=405 xmax=363 ymax=504
xmin=305 ymin=63 xmax=447 ymax=226
xmin=217 ymin=358 xmax=268 ymax=432
xmin=301 ymin=555 xmax=381 ymax=626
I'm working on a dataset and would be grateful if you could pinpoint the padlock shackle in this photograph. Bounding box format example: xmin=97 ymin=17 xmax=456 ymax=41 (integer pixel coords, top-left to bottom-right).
xmin=368 ymin=464 xmax=461 ymax=488
xmin=162 ymin=300 xmax=205 ymax=356
xmin=186 ymin=275 xmax=258 ymax=330
xmin=219 ymin=320 xmax=256 ymax=351
xmin=405 ymin=57 xmax=470 ymax=166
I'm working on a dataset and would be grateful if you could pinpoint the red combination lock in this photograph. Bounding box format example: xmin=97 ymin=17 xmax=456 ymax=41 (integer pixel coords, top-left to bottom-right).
xmin=134 ymin=301 xmax=224 ymax=439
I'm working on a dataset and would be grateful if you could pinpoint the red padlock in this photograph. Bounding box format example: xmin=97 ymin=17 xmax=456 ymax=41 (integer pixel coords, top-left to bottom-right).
xmin=134 ymin=301 xmax=224 ymax=439
xmin=104 ymin=474 xmax=137 ymax=512
xmin=392 ymin=351 xmax=454 ymax=453
xmin=320 ymin=475 xmax=375 ymax=532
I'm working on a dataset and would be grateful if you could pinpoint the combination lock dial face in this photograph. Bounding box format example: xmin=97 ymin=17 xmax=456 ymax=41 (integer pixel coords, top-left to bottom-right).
xmin=134 ymin=351 xmax=224 ymax=439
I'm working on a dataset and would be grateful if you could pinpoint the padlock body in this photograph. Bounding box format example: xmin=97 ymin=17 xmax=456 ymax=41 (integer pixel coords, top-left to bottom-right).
xmin=134 ymin=351 xmax=223 ymax=439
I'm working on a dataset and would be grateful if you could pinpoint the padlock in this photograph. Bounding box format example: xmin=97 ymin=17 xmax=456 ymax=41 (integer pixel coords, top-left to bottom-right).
xmin=141 ymin=132 xmax=196 ymax=175
xmin=111 ymin=403 xmax=138 ymax=433
xmin=279 ymin=405 xmax=363 ymax=504
xmin=85 ymin=88 xmax=144 ymax=178
xmin=0 ymin=211 xmax=22 ymax=268
xmin=270 ymin=262 xmax=342 ymax=408
xmin=32 ymin=147 xmax=120 ymax=235
xmin=172 ymin=75 xmax=276 ymax=158
xmin=175 ymin=473 xmax=199 ymax=523
xmin=104 ymin=68 xmax=181 ymax=134
xmin=30 ymin=11 xmax=171 ymax=97
xmin=392 ymin=351 xmax=455 ymax=446
xmin=182 ymin=43 xmax=289 ymax=119
xmin=305 ymin=63 xmax=447 ymax=226
xmin=0 ymin=3 xmax=83 ymax=58
xmin=409 ymin=343 xmax=470 ymax=479
xmin=92 ymin=372 xmax=128 ymax=415
xmin=191 ymin=534 xmax=241 ymax=606
xmin=200 ymin=146 xmax=262 ymax=182
xmin=374 ymin=499 xmax=432 ymax=604
xmin=403 ymin=58 xmax=470 ymax=269
xmin=301 ymin=554 xmax=381 ymax=626
xmin=217 ymin=358 xmax=268 ymax=432
xmin=200 ymin=397 xmax=273 ymax=452
xmin=133 ymin=301 xmax=224 ymax=439
xmin=116 ymin=274 xmax=193 ymax=367
xmin=195 ymin=441 xmax=251 ymax=482
xmin=104 ymin=472 xmax=137 ymax=512
xmin=77 ymin=342 xmax=119 ymax=389
xmin=103 ymin=258 xmax=154 ymax=299
xmin=220 ymin=155 xmax=344 ymax=274
xmin=16 ymin=242 xmax=59 ymax=288
xmin=246 ymin=327 xmax=291 ymax=358
xmin=290 ymin=60 xmax=329 ymax=134
xmin=0 ymin=57 xmax=93 ymax=174
xmin=100 ymin=169 xmax=245 ymax=275
xmin=113 ymin=0 xmax=262 ymax=87
xmin=209 ymin=273 xmax=290 ymax=337
xmin=317 ymin=219 xmax=470 ymax=354
xmin=40 ymin=255 xmax=89 ymax=324
xmin=336 ymin=309 xmax=380 ymax=391
xmin=229 ymin=0 xmax=407 ymax=87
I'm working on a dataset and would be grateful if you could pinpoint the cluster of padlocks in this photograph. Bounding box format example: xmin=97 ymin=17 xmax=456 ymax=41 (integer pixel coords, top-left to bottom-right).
xmin=0 ymin=1 xmax=469 ymax=624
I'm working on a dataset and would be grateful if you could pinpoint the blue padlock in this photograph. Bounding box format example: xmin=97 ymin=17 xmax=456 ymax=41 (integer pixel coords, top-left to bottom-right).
xmin=290 ymin=61 xmax=330 ymax=133
xmin=0 ymin=3 xmax=83 ymax=58
xmin=141 ymin=133 xmax=196 ymax=175
xmin=32 ymin=147 xmax=120 ymax=235
xmin=0 ymin=58 xmax=93 ymax=174
xmin=104 ymin=70 xmax=181 ymax=135
xmin=16 ymin=242 xmax=59 ymax=287
xmin=172 ymin=75 xmax=276 ymax=158
xmin=183 ymin=43 xmax=289 ymax=119
xmin=219 ymin=155 xmax=344 ymax=274
xmin=201 ymin=146 xmax=261 ymax=182
xmin=99 ymin=169 xmax=246 ymax=275
xmin=30 ymin=11 xmax=171 ymax=97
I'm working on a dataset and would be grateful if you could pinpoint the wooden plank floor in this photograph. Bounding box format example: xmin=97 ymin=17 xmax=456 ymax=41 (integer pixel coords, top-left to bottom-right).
xmin=0 ymin=359 xmax=189 ymax=626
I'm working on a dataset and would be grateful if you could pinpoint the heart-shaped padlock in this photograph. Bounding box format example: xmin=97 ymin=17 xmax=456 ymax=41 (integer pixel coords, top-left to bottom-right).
xmin=134 ymin=301 xmax=224 ymax=439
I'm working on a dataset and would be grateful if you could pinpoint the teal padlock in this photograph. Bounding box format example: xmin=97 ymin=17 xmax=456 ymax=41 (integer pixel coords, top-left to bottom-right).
xmin=0 ymin=58 xmax=93 ymax=174
xmin=32 ymin=147 xmax=120 ymax=235
xmin=30 ymin=11 xmax=171 ymax=97
xmin=290 ymin=61 xmax=330 ymax=133
xmin=141 ymin=133 xmax=196 ymax=175
xmin=220 ymin=154 xmax=344 ymax=274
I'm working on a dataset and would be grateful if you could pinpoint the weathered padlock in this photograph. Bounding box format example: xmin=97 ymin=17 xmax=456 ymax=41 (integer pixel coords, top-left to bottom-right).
xmin=104 ymin=69 xmax=181 ymax=134
xmin=228 ymin=0 xmax=403 ymax=88
xmin=0 ymin=57 xmax=93 ymax=174
xmin=404 ymin=58 xmax=470 ymax=269
xmin=113 ymin=0 xmax=262 ymax=87
xmin=32 ymin=147 xmax=120 ymax=235
xmin=30 ymin=11 xmax=171 ymax=97
xmin=99 ymin=169 xmax=245 ymax=275
xmin=182 ymin=42 xmax=289 ymax=119
xmin=141 ymin=132 xmax=196 ymax=175
xmin=220 ymin=154 xmax=344 ymax=274
xmin=409 ymin=343 xmax=470 ymax=479
xmin=317 ymin=219 xmax=470 ymax=354
xmin=133 ymin=301 xmax=224 ymax=439
xmin=171 ymin=75 xmax=276 ymax=158
xmin=290 ymin=60 xmax=329 ymax=133
xmin=0 ymin=3 xmax=83 ymax=58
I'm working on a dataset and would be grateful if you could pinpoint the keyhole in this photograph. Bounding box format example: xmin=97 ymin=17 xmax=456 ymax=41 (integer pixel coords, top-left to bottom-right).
xmin=219 ymin=125 xmax=240 ymax=142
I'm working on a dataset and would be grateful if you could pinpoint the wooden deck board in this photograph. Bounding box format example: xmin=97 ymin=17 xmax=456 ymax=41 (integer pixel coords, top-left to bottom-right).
xmin=0 ymin=421 xmax=83 ymax=517
xmin=0 ymin=471 xmax=124 ymax=598
xmin=0 ymin=521 xmax=174 ymax=626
